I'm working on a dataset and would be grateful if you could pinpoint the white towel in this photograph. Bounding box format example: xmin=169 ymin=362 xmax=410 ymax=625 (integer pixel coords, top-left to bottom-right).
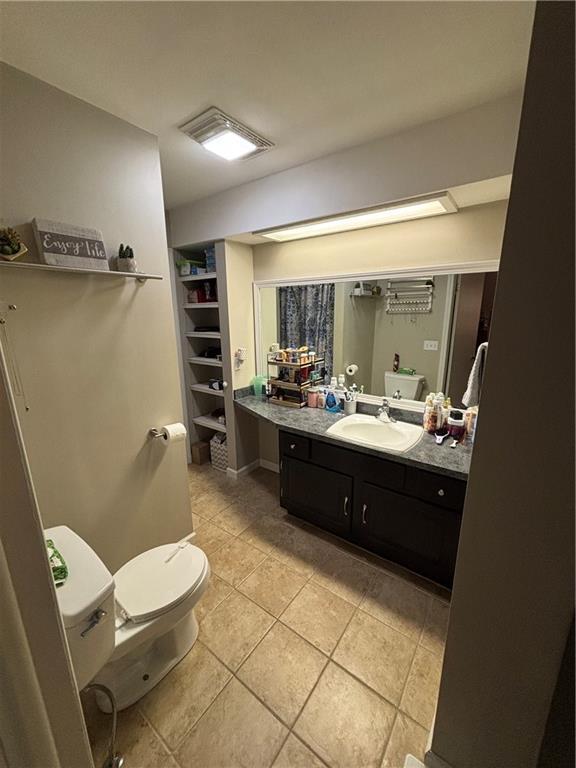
xmin=462 ymin=342 xmax=488 ymax=407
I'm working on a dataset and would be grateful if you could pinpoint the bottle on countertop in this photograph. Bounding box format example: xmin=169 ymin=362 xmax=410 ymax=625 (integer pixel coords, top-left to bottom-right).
xmin=317 ymin=389 xmax=326 ymax=409
xmin=423 ymin=393 xmax=434 ymax=431
xmin=428 ymin=392 xmax=445 ymax=434
xmin=393 ymin=353 xmax=400 ymax=373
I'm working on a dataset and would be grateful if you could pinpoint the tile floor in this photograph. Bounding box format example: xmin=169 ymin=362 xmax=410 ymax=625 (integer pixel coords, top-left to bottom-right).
xmin=83 ymin=464 xmax=450 ymax=768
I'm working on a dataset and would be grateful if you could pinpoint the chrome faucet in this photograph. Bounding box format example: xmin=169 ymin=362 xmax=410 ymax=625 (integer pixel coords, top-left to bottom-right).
xmin=393 ymin=389 xmax=402 ymax=400
xmin=376 ymin=398 xmax=396 ymax=423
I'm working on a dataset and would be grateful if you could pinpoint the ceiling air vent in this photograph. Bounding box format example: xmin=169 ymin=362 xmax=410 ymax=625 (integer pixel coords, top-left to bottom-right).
xmin=179 ymin=107 xmax=273 ymax=161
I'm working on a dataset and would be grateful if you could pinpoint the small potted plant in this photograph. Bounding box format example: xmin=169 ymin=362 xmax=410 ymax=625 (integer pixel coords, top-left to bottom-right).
xmin=0 ymin=227 xmax=28 ymax=261
xmin=175 ymin=258 xmax=192 ymax=277
xmin=117 ymin=244 xmax=137 ymax=273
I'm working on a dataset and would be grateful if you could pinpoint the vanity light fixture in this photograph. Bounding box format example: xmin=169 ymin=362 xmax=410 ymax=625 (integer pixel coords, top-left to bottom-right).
xmin=179 ymin=107 xmax=273 ymax=161
xmin=256 ymin=193 xmax=458 ymax=242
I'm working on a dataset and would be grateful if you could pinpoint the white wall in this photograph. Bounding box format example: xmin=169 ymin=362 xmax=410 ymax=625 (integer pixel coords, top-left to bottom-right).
xmin=252 ymin=201 xmax=506 ymax=282
xmin=0 ymin=64 xmax=190 ymax=572
xmin=168 ymin=94 xmax=521 ymax=246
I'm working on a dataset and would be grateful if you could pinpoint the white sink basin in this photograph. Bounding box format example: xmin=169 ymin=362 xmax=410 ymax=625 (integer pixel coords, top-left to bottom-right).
xmin=326 ymin=413 xmax=424 ymax=453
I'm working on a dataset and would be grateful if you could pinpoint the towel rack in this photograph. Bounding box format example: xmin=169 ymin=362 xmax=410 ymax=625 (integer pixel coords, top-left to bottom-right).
xmin=386 ymin=278 xmax=434 ymax=314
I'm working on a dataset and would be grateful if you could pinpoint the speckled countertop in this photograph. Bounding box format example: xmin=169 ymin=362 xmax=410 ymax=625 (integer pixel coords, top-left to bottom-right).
xmin=235 ymin=395 xmax=472 ymax=480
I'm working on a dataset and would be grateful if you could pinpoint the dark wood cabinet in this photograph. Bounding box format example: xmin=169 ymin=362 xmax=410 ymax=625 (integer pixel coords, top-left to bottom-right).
xmin=281 ymin=456 xmax=352 ymax=536
xmin=279 ymin=430 xmax=465 ymax=588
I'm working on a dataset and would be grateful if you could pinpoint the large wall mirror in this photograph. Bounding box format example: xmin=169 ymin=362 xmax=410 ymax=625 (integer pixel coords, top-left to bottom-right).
xmin=255 ymin=269 xmax=498 ymax=406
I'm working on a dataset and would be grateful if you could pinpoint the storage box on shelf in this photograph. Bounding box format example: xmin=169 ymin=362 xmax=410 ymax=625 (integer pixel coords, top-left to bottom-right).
xmin=266 ymin=350 xmax=325 ymax=408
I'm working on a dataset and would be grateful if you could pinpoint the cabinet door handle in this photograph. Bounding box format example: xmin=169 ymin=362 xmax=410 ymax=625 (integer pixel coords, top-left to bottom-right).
xmin=437 ymin=489 xmax=445 ymax=497
xmin=362 ymin=503 xmax=368 ymax=525
xmin=343 ymin=496 xmax=349 ymax=516
xmin=290 ymin=443 xmax=296 ymax=450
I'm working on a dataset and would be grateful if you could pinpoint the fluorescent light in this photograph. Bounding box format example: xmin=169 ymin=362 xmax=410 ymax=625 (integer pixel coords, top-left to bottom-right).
xmin=202 ymin=130 xmax=258 ymax=161
xmin=257 ymin=194 xmax=458 ymax=242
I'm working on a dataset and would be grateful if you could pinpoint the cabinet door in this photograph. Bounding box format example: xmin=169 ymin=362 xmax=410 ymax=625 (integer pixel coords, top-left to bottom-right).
xmin=281 ymin=456 xmax=352 ymax=536
xmin=354 ymin=482 xmax=461 ymax=587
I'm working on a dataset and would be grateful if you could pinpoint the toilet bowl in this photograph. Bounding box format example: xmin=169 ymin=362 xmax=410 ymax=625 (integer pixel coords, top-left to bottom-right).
xmin=45 ymin=526 xmax=209 ymax=711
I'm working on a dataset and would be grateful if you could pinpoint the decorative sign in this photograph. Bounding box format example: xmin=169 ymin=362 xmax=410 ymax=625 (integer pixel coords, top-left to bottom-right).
xmin=32 ymin=218 xmax=109 ymax=271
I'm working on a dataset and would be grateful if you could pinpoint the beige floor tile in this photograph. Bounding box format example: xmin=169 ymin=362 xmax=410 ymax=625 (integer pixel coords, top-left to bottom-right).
xmin=200 ymin=590 xmax=275 ymax=670
xmin=361 ymin=573 xmax=430 ymax=640
xmin=191 ymin=520 xmax=233 ymax=556
xmin=84 ymin=702 xmax=174 ymax=768
xmin=400 ymin=646 xmax=443 ymax=730
xmin=272 ymin=525 xmax=335 ymax=578
xmin=281 ymin=582 xmax=355 ymax=655
xmin=333 ymin=609 xmax=416 ymax=704
xmin=195 ymin=573 xmax=233 ymax=624
xmin=273 ymin=734 xmax=327 ymax=768
xmin=294 ymin=662 xmax=395 ymax=768
xmin=209 ymin=538 xmax=267 ymax=587
xmin=240 ymin=516 xmax=293 ymax=554
xmin=238 ymin=622 xmax=327 ymax=726
xmin=138 ymin=641 xmax=231 ymax=750
xmin=313 ymin=549 xmax=377 ymax=606
xmin=419 ymin=598 xmax=450 ymax=656
xmin=190 ymin=486 xmax=237 ymax=520
xmin=211 ymin=499 xmax=264 ymax=535
xmin=176 ymin=678 xmax=287 ymax=768
xmin=381 ymin=712 xmax=429 ymax=768
xmin=238 ymin=556 xmax=307 ymax=617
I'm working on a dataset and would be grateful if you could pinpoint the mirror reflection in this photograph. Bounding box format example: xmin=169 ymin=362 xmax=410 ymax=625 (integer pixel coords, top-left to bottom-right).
xmin=257 ymin=272 xmax=497 ymax=404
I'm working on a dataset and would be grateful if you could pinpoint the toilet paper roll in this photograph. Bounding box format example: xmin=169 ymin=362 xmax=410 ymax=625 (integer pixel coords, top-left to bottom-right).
xmin=160 ymin=423 xmax=187 ymax=443
xmin=346 ymin=364 xmax=359 ymax=377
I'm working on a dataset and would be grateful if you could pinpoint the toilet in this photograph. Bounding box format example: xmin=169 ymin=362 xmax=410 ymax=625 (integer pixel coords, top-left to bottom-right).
xmin=384 ymin=371 xmax=426 ymax=400
xmin=46 ymin=525 xmax=209 ymax=711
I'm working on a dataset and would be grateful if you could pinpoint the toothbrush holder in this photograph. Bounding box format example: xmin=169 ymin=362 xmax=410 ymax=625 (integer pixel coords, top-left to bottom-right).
xmin=344 ymin=400 xmax=357 ymax=416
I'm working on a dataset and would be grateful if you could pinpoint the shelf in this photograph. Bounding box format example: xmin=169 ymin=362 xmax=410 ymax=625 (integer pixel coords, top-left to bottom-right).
xmin=192 ymin=415 xmax=227 ymax=433
xmin=186 ymin=331 xmax=221 ymax=339
xmin=0 ymin=261 xmax=162 ymax=281
xmin=267 ymin=358 xmax=324 ymax=369
xmin=183 ymin=302 xmax=219 ymax=309
xmin=180 ymin=272 xmax=218 ymax=282
xmin=269 ymin=379 xmax=311 ymax=391
xmin=188 ymin=357 xmax=223 ymax=367
xmin=190 ymin=383 xmax=225 ymax=398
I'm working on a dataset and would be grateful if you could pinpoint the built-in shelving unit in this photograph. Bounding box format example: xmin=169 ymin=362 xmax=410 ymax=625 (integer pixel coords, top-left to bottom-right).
xmin=171 ymin=243 xmax=231 ymax=467
xmin=0 ymin=260 xmax=162 ymax=281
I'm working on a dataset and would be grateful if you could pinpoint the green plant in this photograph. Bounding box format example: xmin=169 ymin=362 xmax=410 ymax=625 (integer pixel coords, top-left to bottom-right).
xmin=118 ymin=243 xmax=134 ymax=259
xmin=0 ymin=227 xmax=22 ymax=256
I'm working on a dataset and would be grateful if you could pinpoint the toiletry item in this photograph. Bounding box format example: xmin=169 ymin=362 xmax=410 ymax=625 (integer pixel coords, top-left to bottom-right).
xmin=325 ymin=390 xmax=340 ymax=412
xmin=269 ymin=343 xmax=280 ymax=353
xmin=344 ymin=399 xmax=357 ymax=416
xmin=393 ymin=353 xmax=400 ymax=372
xmin=450 ymin=439 xmax=459 ymax=449
xmin=433 ymin=392 xmax=446 ymax=431
xmin=307 ymin=387 xmax=319 ymax=408
xmin=398 ymin=367 xmax=416 ymax=375
xmin=447 ymin=409 xmax=466 ymax=441
xmin=423 ymin=393 xmax=434 ymax=430
xmin=337 ymin=374 xmax=346 ymax=389
xmin=317 ymin=389 xmax=326 ymax=409
xmin=464 ymin=406 xmax=478 ymax=439
xmin=330 ymin=376 xmax=337 ymax=389
xmin=434 ymin=428 xmax=450 ymax=445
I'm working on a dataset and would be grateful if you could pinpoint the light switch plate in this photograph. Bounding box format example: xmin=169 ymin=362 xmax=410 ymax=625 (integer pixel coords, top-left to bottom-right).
xmin=424 ymin=339 xmax=439 ymax=351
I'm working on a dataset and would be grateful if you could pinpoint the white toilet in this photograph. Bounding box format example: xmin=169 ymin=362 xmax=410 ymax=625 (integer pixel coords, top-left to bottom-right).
xmin=384 ymin=371 xmax=426 ymax=400
xmin=46 ymin=525 xmax=209 ymax=711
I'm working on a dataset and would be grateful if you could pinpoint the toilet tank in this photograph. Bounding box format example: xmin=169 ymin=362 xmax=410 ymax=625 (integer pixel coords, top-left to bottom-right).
xmin=384 ymin=371 xmax=426 ymax=400
xmin=45 ymin=526 xmax=115 ymax=691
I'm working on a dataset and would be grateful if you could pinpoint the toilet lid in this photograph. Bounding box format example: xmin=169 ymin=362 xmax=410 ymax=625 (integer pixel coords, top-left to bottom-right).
xmin=114 ymin=542 xmax=207 ymax=624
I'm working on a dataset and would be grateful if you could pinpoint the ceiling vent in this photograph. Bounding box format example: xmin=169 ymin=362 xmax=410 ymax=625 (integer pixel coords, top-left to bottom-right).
xmin=179 ymin=107 xmax=274 ymax=161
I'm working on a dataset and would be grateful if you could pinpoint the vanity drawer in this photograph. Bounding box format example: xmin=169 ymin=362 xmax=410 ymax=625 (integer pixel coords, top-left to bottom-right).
xmin=405 ymin=467 xmax=467 ymax=511
xmin=279 ymin=431 xmax=310 ymax=460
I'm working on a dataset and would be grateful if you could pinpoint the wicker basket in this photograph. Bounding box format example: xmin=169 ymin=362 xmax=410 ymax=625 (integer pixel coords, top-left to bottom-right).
xmin=210 ymin=435 xmax=228 ymax=472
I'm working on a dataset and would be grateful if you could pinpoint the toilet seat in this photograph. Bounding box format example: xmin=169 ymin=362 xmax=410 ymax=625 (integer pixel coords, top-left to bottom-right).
xmin=114 ymin=542 xmax=208 ymax=624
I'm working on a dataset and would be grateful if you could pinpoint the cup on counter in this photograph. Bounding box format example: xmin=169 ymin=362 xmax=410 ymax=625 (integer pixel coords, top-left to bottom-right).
xmin=344 ymin=399 xmax=357 ymax=416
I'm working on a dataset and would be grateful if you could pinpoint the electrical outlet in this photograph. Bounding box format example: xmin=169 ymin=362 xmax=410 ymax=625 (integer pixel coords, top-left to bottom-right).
xmin=424 ymin=339 xmax=439 ymax=351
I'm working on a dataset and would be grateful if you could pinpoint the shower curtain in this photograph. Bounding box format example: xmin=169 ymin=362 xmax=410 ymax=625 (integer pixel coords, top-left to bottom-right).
xmin=278 ymin=284 xmax=335 ymax=375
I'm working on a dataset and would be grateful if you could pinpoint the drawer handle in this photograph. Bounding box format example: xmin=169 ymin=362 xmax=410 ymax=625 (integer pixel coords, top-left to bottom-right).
xmin=437 ymin=489 xmax=445 ymax=497
xmin=362 ymin=503 xmax=367 ymax=525
xmin=343 ymin=496 xmax=349 ymax=516
xmin=290 ymin=443 xmax=296 ymax=450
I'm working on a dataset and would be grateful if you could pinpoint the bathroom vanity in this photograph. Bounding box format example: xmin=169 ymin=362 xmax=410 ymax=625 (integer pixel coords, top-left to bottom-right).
xmin=279 ymin=429 xmax=465 ymax=587
xmin=236 ymin=395 xmax=471 ymax=588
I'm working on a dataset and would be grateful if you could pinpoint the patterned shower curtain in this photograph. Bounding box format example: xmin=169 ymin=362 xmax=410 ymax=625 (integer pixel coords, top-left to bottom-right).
xmin=278 ymin=284 xmax=335 ymax=376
